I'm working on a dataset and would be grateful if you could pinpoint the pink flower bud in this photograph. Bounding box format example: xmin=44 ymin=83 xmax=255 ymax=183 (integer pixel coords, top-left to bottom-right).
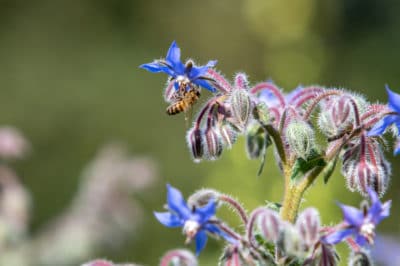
xmin=186 ymin=127 xmax=204 ymax=162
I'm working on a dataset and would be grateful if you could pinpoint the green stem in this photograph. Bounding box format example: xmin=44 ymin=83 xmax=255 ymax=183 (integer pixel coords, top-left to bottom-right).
xmin=280 ymin=166 xmax=325 ymax=222
xmin=264 ymin=124 xmax=287 ymax=164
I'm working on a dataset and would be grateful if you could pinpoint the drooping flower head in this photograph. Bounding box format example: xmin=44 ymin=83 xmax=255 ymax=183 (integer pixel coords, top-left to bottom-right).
xmin=368 ymin=85 xmax=400 ymax=155
xmin=140 ymin=41 xmax=217 ymax=93
xmin=154 ymin=184 xmax=234 ymax=255
xmin=323 ymin=188 xmax=391 ymax=246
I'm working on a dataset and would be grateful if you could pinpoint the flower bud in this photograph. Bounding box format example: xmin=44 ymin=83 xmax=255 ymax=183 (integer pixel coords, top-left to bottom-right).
xmin=295 ymin=208 xmax=320 ymax=251
xmin=342 ymin=139 xmax=390 ymax=197
xmin=252 ymin=102 xmax=270 ymax=126
xmin=187 ymin=189 xmax=221 ymax=209
xmin=318 ymin=96 xmax=353 ymax=138
xmin=160 ymin=249 xmax=198 ymax=266
xmin=278 ymin=222 xmax=303 ymax=258
xmin=309 ymin=243 xmax=338 ymax=266
xmin=348 ymin=251 xmax=372 ymax=266
xmin=245 ymin=123 xmax=267 ymax=159
xmin=219 ymin=124 xmax=238 ymax=149
xmin=186 ymin=127 xmax=204 ymax=162
xmin=234 ymin=73 xmax=249 ymax=90
xmin=258 ymin=209 xmax=282 ymax=243
xmin=220 ymin=246 xmax=253 ymax=266
xmin=230 ymin=89 xmax=252 ymax=131
xmin=204 ymin=127 xmax=223 ymax=160
xmin=285 ymin=121 xmax=315 ymax=159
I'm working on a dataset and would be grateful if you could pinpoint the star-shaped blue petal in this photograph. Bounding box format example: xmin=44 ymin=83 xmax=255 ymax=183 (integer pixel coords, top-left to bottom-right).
xmin=368 ymin=86 xmax=400 ymax=155
xmin=323 ymin=188 xmax=391 ymax=246
xmin=140 ymin=41 xmax=217 ymax=93
xmin=154 ymin=184 xmax=234 ymax=255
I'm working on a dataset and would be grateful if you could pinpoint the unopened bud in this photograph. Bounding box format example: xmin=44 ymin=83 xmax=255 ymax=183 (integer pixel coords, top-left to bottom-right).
xmin=218 ymin=246 xmax=260 ymax=266
xmin=160 ymin=249 xmax=198 ymax=266
xmin=285 ymin=122 xmax=315 ymax=159
xmin=245 ymin=123 xmax=267 ymax=159
xmin=258 ymin=209 xmax=282 ymax=243
xmin=318 ymin=96 xmax=354 ymax=138
xmin=234 ymin=73 xmax=249 ymax=90
xmin=310 ymin=243 xmax=338 ymax=266
xmin=230 ymin=89 xmax=252 ymax=131
xmin=187 ymin=189 xmax=221 ymax=209
xmin=186 ymin=127 xmax=204 ymax=162
xmin=279 ymin=222 xmax=303 ymax=258
xmin=252 ymin=102 xmax=270 ymax=126
xmin=204 ymin=127 xmax=223 ymax=160
xmin=342 ymin=139 xmax=390 ymax=197
xmin=295 ymin=208 xmax=321 ymax=251
xmin=348 ymin=251 xmax=372 ymax=266
xmin=220 ymin=246 xmax=247 ymax=266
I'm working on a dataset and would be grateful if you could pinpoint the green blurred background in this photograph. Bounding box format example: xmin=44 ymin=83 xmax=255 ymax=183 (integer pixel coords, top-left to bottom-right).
xmin=1 ymin=0 xmax=399 ymax=264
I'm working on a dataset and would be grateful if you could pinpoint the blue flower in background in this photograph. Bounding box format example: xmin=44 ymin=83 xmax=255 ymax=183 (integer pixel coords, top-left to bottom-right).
xmin=323 ymin=188 xmax=391 ymax=246
xmin=368 ymin=85 xmax=400 ymax=155
xmin=140 ymin=41 xmax=217 ymax=93
xmin=154 ymin=184 xmax=234 ymax=255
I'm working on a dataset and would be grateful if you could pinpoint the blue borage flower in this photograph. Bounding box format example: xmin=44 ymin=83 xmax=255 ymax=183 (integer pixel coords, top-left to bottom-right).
xmin=323 ymin=188 xmax=391 ymax=246
xmin=140 ymin=41 xmax=217 ymax=93
xmin=368 ymin=85 xmax=400 ymax=155
xmin=154 ymin=184 xmax=235 ymax=255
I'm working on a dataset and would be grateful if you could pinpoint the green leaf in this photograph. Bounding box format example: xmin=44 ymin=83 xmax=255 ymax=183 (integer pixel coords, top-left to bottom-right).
xmin=323 ymin=155 xmax=339 ymax=184
xmin=265 ymin=201 xmax=282 ymax=212
xmin=257 ymin=133 xmax=272 ymax=176
xmin=290 ymin=149 xmax=326 ymax=181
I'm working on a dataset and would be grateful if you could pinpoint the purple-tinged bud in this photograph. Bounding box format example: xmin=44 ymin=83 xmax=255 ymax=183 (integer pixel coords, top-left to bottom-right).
xmin=252 ymin=102 xmax=271 ymax=126
xmin=219 ymin=124 xmax=238 ymax=149
xmin=342 ymin=138 xmax=390 ymax=197
xmin=220 ymin=245 xmax=255 ymax=266
xmin=306 ymin=243 xmax=338 ymax=266
xmin=295 ymin=208 xmax=321 ymax=251
xmin=371 ymin=145 xmax=391 ymax=196
xmin=245 ymin=122 xmax=267 ymax=159
xmin=204 ymin=127 xmax=223 ymax=160
xmin=318 ymin=97 xmax=353 ymax=138
xmin=258 ymin=209 xmax=282 ymax=243
xmin=160 ymin=249 xmax=198 ymax=266
xmin=234 ymin=73 xmax=249 ymax=90
xmin=285 ymin=121 xmax=315 ymax=159
xmin=230 ymin=89 xmax=252 ymax=131
xmin=348 ymin=251 xmax=372 ymax=266
xmin=187 ymin=188 xmax=221 ymax=209
xmin=318 ymin=93 xmax=368 ymax=140
xmin=186 ymin=127 xmax=204 ymax=163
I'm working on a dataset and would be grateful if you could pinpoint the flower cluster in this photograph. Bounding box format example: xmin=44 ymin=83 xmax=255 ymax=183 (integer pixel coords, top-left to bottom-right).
xmin=141 ymin=42 xmax=396 ymax=266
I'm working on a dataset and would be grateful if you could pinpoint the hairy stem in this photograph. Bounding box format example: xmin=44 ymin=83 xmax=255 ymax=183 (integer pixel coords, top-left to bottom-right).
xmin=280 ymin=166 xmax=325 ymax=222
xmin=219 ymin=194 xmax=248 ymax=225
xmin=303 ymin=90 xmax=342 ymax=120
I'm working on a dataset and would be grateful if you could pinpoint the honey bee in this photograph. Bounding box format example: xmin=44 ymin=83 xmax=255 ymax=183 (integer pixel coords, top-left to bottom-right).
xmin=166 ymin=87 xmax=201 ymax=115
